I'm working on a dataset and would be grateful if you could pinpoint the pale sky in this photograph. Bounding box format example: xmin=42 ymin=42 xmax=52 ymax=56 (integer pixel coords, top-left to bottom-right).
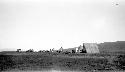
xmin=0 ymin=0 xmax=125 ymax=51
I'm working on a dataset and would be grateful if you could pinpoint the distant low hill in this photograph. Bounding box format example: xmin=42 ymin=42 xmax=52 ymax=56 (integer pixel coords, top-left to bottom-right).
xmin=98 ymin=41 xmax=125 ymax=53
xmin=61 ymin=41 xmax=125 ymax=53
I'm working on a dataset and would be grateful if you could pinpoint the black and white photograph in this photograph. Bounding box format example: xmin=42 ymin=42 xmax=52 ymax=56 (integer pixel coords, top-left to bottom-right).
xmin=0 ymin=0 xmax=125 ymax=72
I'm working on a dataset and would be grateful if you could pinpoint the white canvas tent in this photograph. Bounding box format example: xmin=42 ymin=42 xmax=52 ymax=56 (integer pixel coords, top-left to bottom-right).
xmin=84 ymin=43 xmax=100 ymax=53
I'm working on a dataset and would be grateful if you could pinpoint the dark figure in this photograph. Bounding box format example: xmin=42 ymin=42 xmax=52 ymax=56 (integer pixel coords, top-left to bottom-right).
xmin=26 ymin=49 xmax=34 ymax=52
xmin=80 ymin=49 xmax=87 ymax=53
xmin=72 ymin=50 xmax=75 ymax=53
xmin=16 ymin=49 xmax=21 ymax=52
xmin=80 ymin=43 xmax=87 ymax=53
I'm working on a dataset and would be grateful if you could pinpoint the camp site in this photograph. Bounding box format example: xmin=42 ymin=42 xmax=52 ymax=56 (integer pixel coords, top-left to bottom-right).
xmin=1 ymin=41 xmax=125 ymax=72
